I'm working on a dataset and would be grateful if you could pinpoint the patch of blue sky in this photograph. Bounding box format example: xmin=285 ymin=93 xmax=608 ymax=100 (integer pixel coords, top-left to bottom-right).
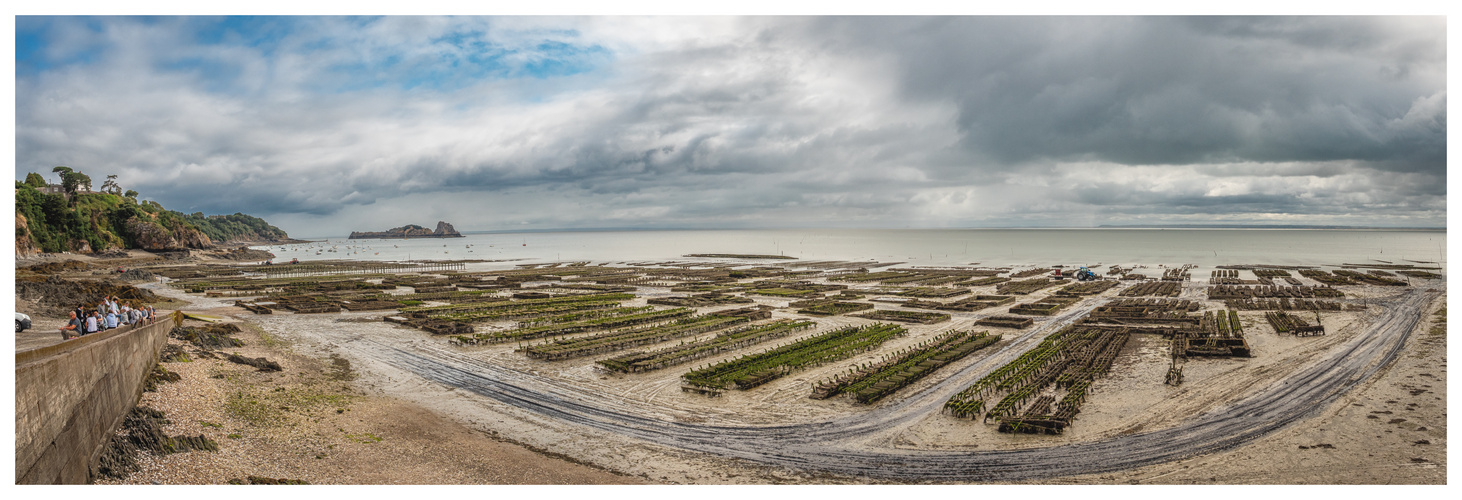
xmin=15 ymin=28 xmax=50 ymax=76
xmin=188 ymin=16 xmax=289 ymax=55
xmin=439 ymin=31 xmax=586 ymax=73
xmin=19 ymin=16 xmax=616 ymax=96
xmin=521 ymin=40 xmax=612 ymax=79
xmin=16 ymin=16 xmax=279 ymax=78
xmin=15 ymin=16 xmax=106 ymax=77
xmin=434 ymin=29 xmax=491 ymax=52
xmin=361 ymin=34 xmax=613 ymax=92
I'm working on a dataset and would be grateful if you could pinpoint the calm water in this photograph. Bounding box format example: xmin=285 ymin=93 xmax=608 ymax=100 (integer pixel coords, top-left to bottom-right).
xmin=255 ymin=229 xmax=1446 ymax=274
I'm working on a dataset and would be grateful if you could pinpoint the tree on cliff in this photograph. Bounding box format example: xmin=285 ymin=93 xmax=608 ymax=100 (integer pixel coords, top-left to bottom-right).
xmin=51 ymin=166 xmax=92 ymax=205
xmin=101 ymin=174 xmax=122 ymax=195
xmin=24 ymin=172 xmax=46 ymax=188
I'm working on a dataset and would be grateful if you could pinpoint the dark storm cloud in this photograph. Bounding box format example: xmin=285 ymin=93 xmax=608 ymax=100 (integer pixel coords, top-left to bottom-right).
xmin=1054 ymin=165 xmax=1444 ymax=220
xmin=13 ymin=16 xmax=1445 ymax=234
xmin=795 ymin=16 xmax=1445 ymax=173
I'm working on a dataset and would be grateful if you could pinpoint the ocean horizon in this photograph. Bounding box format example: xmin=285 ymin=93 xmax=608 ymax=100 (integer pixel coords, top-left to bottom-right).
xmin=258 ymin=227 xmax=1447 ymax=274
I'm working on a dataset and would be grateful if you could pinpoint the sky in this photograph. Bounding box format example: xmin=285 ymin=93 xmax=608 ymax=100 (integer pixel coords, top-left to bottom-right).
xmin=12 ymin=15 xmax=1448 ymax=236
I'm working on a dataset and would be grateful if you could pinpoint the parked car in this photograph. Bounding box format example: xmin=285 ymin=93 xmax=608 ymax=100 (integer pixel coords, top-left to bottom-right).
xmin=16 ymin=312 xmax=32 ymax=333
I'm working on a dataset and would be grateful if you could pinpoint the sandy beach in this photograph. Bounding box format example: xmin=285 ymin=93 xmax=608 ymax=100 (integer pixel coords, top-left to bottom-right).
xmin=35 ymin=251 xmax=1439 ymax=485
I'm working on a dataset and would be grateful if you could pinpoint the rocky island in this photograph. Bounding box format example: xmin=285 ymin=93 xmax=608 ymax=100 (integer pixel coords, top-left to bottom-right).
xmin=348 ymin=221 xmax=464 ymax=239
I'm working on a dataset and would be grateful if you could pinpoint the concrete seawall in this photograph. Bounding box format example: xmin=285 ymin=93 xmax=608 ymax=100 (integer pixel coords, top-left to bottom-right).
xmin=15 ymin=316 xmax=178 ymax=484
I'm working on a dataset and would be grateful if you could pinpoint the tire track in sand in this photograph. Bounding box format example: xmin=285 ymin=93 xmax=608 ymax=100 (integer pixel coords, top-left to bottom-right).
xmin=334 ymin=287 xmax=1437 ymax=481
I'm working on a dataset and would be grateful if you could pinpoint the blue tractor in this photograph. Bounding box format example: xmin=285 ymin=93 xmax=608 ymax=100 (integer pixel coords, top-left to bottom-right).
xmin=1053 ymin=266 xmax=1100 ymax=281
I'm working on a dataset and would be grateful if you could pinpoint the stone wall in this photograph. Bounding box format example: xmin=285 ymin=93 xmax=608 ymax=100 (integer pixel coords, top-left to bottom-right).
xmin=14 ymin=317 xmax=177 ymax=484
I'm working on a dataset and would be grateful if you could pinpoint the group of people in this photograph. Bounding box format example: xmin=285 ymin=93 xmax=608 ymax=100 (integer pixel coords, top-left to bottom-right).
xmin=59 ymin=296 xmax=158 ymax=340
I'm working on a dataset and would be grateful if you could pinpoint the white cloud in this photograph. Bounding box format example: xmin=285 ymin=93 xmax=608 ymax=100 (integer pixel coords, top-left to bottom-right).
xmin=14 ymin=16 xmax=1446 ymax=235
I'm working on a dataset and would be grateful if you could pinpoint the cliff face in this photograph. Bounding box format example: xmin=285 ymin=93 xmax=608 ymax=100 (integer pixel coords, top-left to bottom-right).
xmin=15 ymin=214 xmax=40 ymax=257
xmin=174 ymin=225 xmax=215 ymax=249
xmin=123 ymin=217 xmax=211 ymax=251
xmin=68 ymin=238 xmax=93 ymax=253
xmin=125 ymin=217 xmax=181 ymax=251
xmin=349 ymin=221 xmax=464 ymax=239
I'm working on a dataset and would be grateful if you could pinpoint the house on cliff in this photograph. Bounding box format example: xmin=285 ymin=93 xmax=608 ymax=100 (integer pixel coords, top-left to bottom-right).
xmin=36 ymin=184 xmax=87 ymax=196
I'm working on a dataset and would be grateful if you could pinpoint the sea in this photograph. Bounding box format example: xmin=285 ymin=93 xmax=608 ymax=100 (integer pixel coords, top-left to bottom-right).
xmin=251 ymin=228 xmax=1447 ymax=274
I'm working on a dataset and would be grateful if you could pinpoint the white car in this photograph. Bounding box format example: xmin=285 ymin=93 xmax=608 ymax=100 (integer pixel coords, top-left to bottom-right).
xmin=16 ymin=312 xmax=32 ymax=333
